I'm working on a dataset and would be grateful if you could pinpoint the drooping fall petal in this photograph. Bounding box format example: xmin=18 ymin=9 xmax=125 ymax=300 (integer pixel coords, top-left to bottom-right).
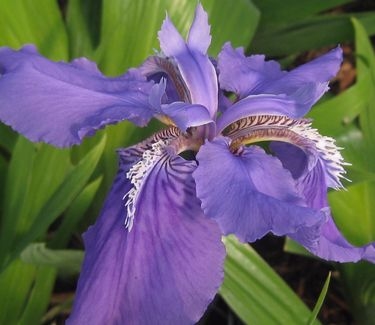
xmin=0 ymin=45 xmax=154 ymax=147
xmin=194 ymin=137 xmax=326 ymax=242
xmin=68 ymin=145 xmax=225 ymax=324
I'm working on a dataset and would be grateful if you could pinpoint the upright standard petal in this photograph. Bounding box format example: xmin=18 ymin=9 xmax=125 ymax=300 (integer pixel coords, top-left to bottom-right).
xmin=193 ymin=137 xmax=325 ymax=242
xmin=218 ymin=44 xmax=342 ymax=117
xmin=158 ymin=7 xmax=218 ymax=118
xmin=262 ymin=47 xmax=342 ymax=116
xmin=218 ymin=42 xmax=284 ymax=98
xmin=68 ymin=143 xmax=225 ymax=324
xmin=187 ymin=3 xmax=212 ymax=54
xmin=0 ymin=45 xmax=154 ymax=147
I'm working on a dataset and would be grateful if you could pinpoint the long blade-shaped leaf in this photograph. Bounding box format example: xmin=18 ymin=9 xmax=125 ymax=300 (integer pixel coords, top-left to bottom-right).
xmin=0 ymin=138 xmax=37 ymax=262
xmin=49 ymin=177 xmax=103 ymax=249
xmin=251 ymin=12 xmax=375 ymax=56
xmin=1 ymin=136 xmax=105 ymax=271
xmin=0 ymin=0 xmax=68 ymax=59
xmin=97 ymin=0 xmax=259 ymax=74
xmin=221 ymin=236 xmax=319 ymax=324
xmin=308 ymin=272 xmax=331 ymax=325
xmin=21 ymin=243 xmax=84 ymax=277
xmin=66 ymin=0 xmax=101 ymax=58
xmin=0 ymin=259 xmax=55 ymax=325
xmin=252 ymin=0 xmax=353 ymax=29
xmin=340 ymin=262 xmax=375 ymax=324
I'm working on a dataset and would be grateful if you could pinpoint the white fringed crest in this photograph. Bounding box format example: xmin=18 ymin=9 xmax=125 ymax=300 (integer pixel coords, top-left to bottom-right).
xmin=123 ymin=140 xmax=169 ymax=231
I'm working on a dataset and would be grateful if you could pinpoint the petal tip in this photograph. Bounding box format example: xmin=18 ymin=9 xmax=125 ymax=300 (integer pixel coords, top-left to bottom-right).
xmin=187 ymin=4 xmax=211 ymax=54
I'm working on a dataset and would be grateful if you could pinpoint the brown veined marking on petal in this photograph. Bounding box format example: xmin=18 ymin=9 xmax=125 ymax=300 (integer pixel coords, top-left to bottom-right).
xmin=119 ymin=126 xmax=182 ymax=165
xmin=223 ymin=115 xmax=305 ymax=138
xmin=142 ymin=56 xmax=192 ymax=127
xmin=149 ymin=126 xmax=202 ymax=153
xmin=223 ymin=115 xmax=311 ymax=151
xmin=229 ymin=127 xmax=313 ymax=152
xmin=120 ymin=125 xmax=201 ymax=161
xmin=146 ymin=56 xmax=191 ymax=103
xmin=125 ymin=126 xmax=181 ymax=153
xmin=122 ymin=125 xmax=200 ymax=230
xmin=225 ymin=115 xmax=348 ymax=189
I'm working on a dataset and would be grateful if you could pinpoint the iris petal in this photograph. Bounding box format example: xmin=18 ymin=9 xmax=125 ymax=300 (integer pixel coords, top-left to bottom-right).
xmin=217 ymin=95 xmax=299 ymax=133
xmin=272 ymin=145 xmax=375 ymax=262
xmin=218 ymin=44 xmax=342 ymax=117
xmin=68 ymin=145 xmax=225 ymax=324
xmin=265 ymin=47 xmax=342 ymax=98
xmin=222 ymin=115 xmax=347 ymax=190
xmin=161 ymin=102 xmax=213 ymax=130
xmin=158 ymin=6 xmax=218 ymax=118
xmin=287 ymin=160 xmax=375 ymax=263
xmin=0 ymin=45 xmax=153 ymax=147
xmin=218 ymin=42 xmax=284 ymax=98
xmin=187 ymin=4 xmax=212 ymax=54
xmin=292 ymin=211 xmax=375 ymax=263
xmin=310 ymin=217 xmax=375 ymax=263
xmin=148 ymin=79 xmax=213 ymax=130
xmin=194 ymin=137 xmax=325 ymax=242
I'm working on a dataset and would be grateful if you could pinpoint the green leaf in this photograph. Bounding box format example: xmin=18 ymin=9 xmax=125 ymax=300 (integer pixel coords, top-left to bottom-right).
xmin=309 ymin=70 xmax=373 ymax=137
xmin=0 ymin=0 xmax=68 ymax=60
xmin=352 ymin=18 xmax=375 ymax=78
xmin=340 ymin=262 xmax=375 ymax=325
xmin=352 ymin=18 xmax=375 ymax=146
xmin=0 ymin=259 xmax=55 ymax=325
xmin=17 ymin=267 xmax=56 ymax=325
xmin=16 ymin=145 xmax=72 ymax=235
xmin=251 ymin=12 xmax=375 ymax=56
xmin=66 ymin=0 xmax=102 ymax=58
xmin=220 ymin=236 xmax=319 ymax=325
xmin=0 ymin=123 xmax=17 ymax=154
xmin=49 ymin=176 xmax=103 ymax=249
xmin=0 ymin=259 xmax=37 ymax=324
xmin=329 ymin=181 xmax=375 ymax=245
xmin=309 ymin=18 xmax=375 ymax=138
xmin=13 ymin=136 xmax=105 ymax=255
xmin=0 ymin=138 xmax=37 ymax=262
xmin=41 ymin=297 xmax=73 ymax=325
xmin=326 ymin=18 xmax=375 ymax=246
xmin=96 ymin=0 xmax=259 ymax=75
xmin=308 ymin=272 xmax=331 ymax=325
xmin=0 ymin=140 xmax=71 ymax=267
xmin=284 ymin=237 xmax=312 ymax=257
xmin=0 ymin=136 xmax=105 ymax=271
xmin=252 ymin=0 xmax=353 ymax=29
xmin=201 ymin=0 xmax=260 ymax=55
xmin=335 ymin=128 xmax=375 ymax=184
xmin=0 ymin=156 xmax=6 ymax=199
xmin=21 ymin=243 xmax=83 ymax=277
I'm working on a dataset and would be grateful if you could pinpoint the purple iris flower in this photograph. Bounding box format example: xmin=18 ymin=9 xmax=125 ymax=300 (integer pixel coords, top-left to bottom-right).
xmin=1 ymin=4 xmax=375 ymax=324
